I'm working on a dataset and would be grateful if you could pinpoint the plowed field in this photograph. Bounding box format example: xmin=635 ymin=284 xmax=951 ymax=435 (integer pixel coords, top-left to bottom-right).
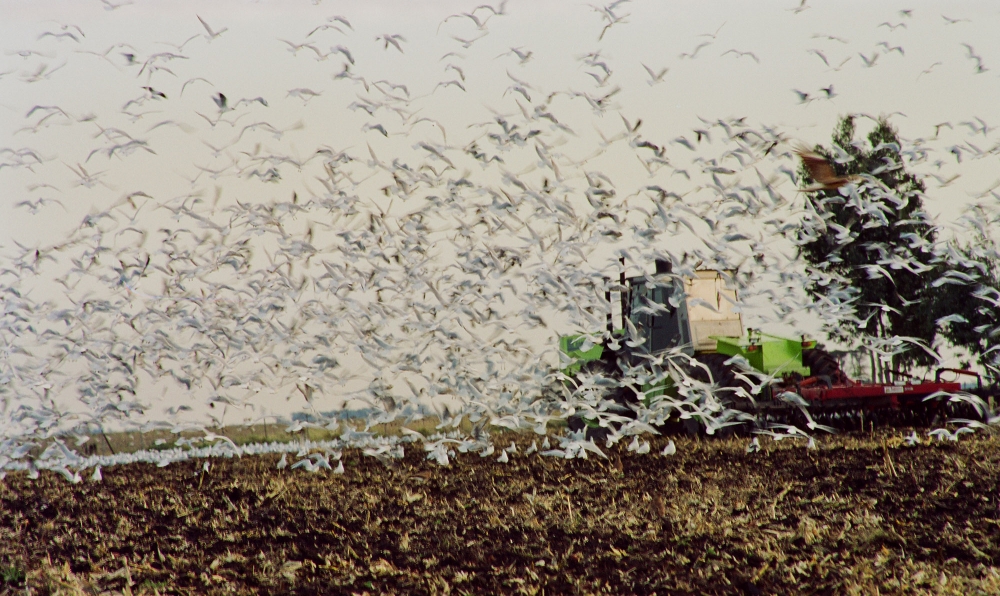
xmin=2 ymin=430 xmax=999 ymax=595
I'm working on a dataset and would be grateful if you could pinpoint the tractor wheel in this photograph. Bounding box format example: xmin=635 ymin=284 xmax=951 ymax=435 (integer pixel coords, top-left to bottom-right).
xmin=801 ymin=348 xmax=849 ymax=385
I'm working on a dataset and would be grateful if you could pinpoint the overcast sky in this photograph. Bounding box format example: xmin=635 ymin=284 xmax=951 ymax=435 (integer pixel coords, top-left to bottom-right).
xmin=2 ymin=0 xmax=999 ymax=429
xmin=3 ymin=0 xmax=998 ymax=236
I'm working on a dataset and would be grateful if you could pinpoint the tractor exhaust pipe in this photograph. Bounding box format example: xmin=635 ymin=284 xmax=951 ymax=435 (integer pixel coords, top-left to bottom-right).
xmin=619 ymin=257 xmax=627 ymax=329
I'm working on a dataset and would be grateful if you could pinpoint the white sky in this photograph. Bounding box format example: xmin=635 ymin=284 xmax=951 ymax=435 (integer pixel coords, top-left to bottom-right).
xmin=1 ymin=0 xmax=999 ymax=431
xmin=3 ymin=1 xmax=998 ymax=232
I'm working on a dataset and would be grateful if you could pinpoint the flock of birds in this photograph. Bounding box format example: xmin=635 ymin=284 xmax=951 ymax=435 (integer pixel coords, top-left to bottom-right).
xmin=1 ymin=1 xmax=1000 ymax=480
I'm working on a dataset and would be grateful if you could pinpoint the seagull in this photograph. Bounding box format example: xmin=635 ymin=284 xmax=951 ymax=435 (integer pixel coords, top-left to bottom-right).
xmin=179 ymin=77 xmax=211 ymax=96
xmin=451 ymin=33 xmax=489 ymax=49
xmin=788 ymin=0 xmax=809 ymax=14
xmin=279 ymin=39 xmax=320 ymax=56
xmin=197 ymin=15 xmax=228 ymax=41
xmin=327 ymin=15 xmax=354 ymax=29
xmin=329 ymin=45 xmax=354 ymax=64
xmin=807 ymin=49 xmax=829 ymax=66
xmin=377 ymin=34 xmax=406 ymax=53
xmin=721 ymin=49 xmax=760 ymax=63
xmin=14 ymin=197 xmax=65 ymax=213
xmin=928 ymin=427 xmax=974 ymax=442
xmin=661 ymin=440 xmax=676 ymax=456
xmin=38 ymin=30 xmax=80 ymax=43
xmin=962 ymin=44 xmax=988 ymax=74
xmin=306 ymin=24 xmax=346 ymax=38
xmin=498 ymin=47 xmax=532 ymax=64
xmin=812 ymin=33 xmax=849 ymax=43
xmin=142 ymin=86 xmax=167 ymax=99
xmin=54 ymin=466 xmax=83 ymax=484
xmin=100 ymin=0 xmax=134 ymax=10
xmin=440 ymin=11 xmax=490 ymax=31
xmin=858 ymin=52 xmax=879 ymax=68
xmin=746 ymin=437 xmax=761 ymax=453
xmin=435 ymin=79 xmax=466 ymax=92
xmin=641 ymin=63 xmax=668 ymax=85
xmin=287 ymin=88 xmax=321 ymax=103
xmin=679 ymin=41 xmax=711 ymax=59
xmin=877 ymin=42 xmax=904 ymax=56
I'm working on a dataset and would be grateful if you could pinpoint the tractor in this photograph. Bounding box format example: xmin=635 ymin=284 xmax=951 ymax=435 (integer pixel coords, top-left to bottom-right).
xmin=560 ymin=260 xmax=978 ymax=435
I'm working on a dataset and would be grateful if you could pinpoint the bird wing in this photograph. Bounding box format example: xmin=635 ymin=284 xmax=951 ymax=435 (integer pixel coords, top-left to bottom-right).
xmin=795 ymin=146 xmax=838 ymax=184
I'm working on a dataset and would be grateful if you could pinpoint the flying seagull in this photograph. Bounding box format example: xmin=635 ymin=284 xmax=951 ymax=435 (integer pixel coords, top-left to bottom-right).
xmin=197 ymin=15 xmax=228 ymax=41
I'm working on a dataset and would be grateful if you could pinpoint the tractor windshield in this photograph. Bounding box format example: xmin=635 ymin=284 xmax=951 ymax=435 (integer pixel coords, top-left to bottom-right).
xmin=628 ymin=278 xmax=690 ymax=356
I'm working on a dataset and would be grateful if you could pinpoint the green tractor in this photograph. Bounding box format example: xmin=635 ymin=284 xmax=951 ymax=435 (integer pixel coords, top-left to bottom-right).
xmin=559 ymin=259 xmax=950 ymax=435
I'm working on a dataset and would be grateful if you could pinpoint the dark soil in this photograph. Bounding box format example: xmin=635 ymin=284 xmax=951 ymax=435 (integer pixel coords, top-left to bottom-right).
xmin=2 ymin=430 xmax=1000 ymax=595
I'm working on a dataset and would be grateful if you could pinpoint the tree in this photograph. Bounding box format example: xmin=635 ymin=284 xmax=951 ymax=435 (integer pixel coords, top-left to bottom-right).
xmin=797 ymin=115 xmax=939 ymax=378
xmin=932 ymin=214 xmax=1000 ymax=381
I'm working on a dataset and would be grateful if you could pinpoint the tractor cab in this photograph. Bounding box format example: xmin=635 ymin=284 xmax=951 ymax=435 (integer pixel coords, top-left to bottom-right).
xmin=617 ymin=262 xmax=744 ymax=358
xmin=562 ymin=260 xmax=813 ymax=380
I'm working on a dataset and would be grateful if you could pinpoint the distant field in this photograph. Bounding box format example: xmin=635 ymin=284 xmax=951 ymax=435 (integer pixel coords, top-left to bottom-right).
xmin=2 ymin=429 xmax=999 ymax=595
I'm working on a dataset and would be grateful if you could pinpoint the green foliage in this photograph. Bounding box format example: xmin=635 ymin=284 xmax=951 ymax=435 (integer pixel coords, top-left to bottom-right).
xmin=1 ymin=564 xmax=25 ymax=586
xmin=797 ymin=115 xmax=939 ymax=370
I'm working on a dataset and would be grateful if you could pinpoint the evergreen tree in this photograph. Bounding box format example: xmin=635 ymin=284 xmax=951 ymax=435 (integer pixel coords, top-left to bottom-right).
xmin=797 ymin=115 xmax=939 ymax=375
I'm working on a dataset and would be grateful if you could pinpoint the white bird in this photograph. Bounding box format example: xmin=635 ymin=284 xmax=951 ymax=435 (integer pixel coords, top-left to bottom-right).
xmin=277 ymin=453 xmax=288 ymax=469
xmin=928 ymin=427 xmax=975 ymax=442
xmin=858 ymin=52 xmax=879 ymax=68
xmin=377 ymin=34 xmax=406 ymax=53
xmin=627 ymin=435 xmax=651 ymax=454
xmin=91 ymin=466 xmax=103 ymax=481
xmin=333 ymin=460 xmax=345 ymax=474
xmin=746 ymin=437 xmax=761 ymax=453
xmin=291 ymin=458 xmax=317 ymax=472
xmin=287 ymin=88 xmax=321 ymax=102
xmin=497 ymin=450 xmax=509 ymax=463
xmin=55 ymin=466 xmax=82 ymax=484
xmin=936 ymin=314 xmax=968 ymax=326
xmin=641 ymin=63 xmax=668 ymax=85
xmin=661 ymin=440 xmax=676 ymax=456
xmin=197 ymin=15 xmax=228 ymax=41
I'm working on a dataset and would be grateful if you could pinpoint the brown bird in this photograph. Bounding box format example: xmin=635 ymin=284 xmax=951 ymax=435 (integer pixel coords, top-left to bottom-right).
xmin=795 ymin=144 xmax=859 ymax=191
